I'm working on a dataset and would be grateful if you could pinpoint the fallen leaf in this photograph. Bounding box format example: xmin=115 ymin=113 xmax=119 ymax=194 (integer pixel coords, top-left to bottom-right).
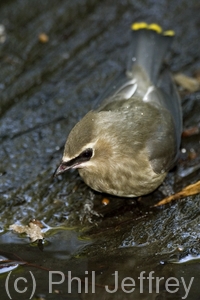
xmin=173 ymin=73 xmax=200 ymax=92
xmin=154 ymin=180 xmax=200 ymax=206
xmin=10 ymin=221 xmax=44 ymax=242
xmin=182 ymin=126 xmax=200 ymax=137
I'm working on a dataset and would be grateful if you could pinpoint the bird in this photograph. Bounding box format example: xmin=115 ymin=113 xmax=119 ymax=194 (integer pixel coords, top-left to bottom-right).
xmin=54 ymin=22 xmax=182 ymax=197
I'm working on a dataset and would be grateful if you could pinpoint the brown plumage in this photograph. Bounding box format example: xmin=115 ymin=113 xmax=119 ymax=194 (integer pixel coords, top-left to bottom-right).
xmin=54 ymin=23 xmax=182 ymax=197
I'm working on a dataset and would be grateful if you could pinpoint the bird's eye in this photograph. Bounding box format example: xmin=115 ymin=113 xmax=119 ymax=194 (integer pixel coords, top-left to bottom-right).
xmin=81 ymin=148 xmax=93 ymax=159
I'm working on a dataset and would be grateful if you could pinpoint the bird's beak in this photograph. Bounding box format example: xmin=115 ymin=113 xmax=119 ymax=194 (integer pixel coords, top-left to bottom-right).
xmin=54 ymin=151 xmax=91 ymax=177
xmin=53 ymin=159 xmax=78 ymax=177
xmin=53 ymin=163 xmax=69 ymax=177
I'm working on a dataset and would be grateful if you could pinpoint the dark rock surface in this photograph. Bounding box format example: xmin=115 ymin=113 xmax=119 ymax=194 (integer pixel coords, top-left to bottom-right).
xmin=0 ymin=0 xmax=200 ymax=299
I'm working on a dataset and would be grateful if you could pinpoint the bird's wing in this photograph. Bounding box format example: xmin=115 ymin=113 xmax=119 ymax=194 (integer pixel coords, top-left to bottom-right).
xmin=145 ymin=101 xmax=179 ymax=173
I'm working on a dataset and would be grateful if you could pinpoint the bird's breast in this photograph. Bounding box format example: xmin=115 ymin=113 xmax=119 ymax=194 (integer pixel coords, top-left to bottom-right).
xmin=78 ymin=151 xmax=166 ymax=197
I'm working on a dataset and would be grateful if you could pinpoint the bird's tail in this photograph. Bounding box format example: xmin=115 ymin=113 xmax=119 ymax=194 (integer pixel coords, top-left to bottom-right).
xmin=127 ymin=22 xmax=175 ymax=85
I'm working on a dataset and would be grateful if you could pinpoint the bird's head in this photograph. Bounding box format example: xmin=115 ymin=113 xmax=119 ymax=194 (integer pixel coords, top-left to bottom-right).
xmin=54 ymin=110 xmax=116 ymax=177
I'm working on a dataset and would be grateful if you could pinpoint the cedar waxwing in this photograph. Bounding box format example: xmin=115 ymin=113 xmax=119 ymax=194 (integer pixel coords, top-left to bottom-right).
xmin=54 ymin=23 xmax=182 ymax=197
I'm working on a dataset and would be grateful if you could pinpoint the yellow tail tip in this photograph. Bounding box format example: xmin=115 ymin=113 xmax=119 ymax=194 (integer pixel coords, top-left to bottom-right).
xmin=163 ymin=30 xmax=175 ymax=36
xmin=131 ymin=22 xmax=175 ymax=36
xmin=148 ymin=23 xmax=162 ymax=33
xmin=131 ymin=22 xmax=149 ymax=31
